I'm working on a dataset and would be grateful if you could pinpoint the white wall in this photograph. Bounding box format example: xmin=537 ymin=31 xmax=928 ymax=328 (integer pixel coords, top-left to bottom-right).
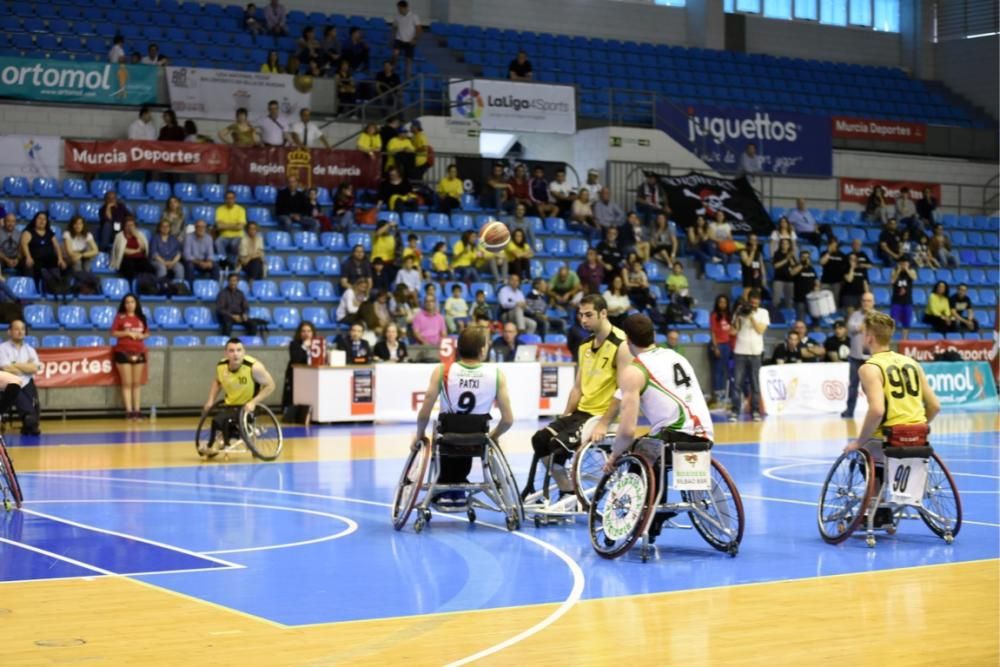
xmin=744 ymin=16 xmax=902 ymax=67
xmin=934 ymin=36 xmax=999 ymax=121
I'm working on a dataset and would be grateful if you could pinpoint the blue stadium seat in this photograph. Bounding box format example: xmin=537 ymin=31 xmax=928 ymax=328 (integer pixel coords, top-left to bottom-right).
xmin=253 ymin=185 xmax=277 ymax=204
xmin=89 ymin=305 xmax=115 ymax=328
xmin=293 ymin=231 xmax=320 ymax=250
xmin=154 ymin=306 xmax=186 ymax=330
xmin=280 ymin=280 xmax=309 ymax=302
xmin=302 ymin=306 xmax=331 ymax=327
xmin=567 ymin=238 xmax=589 ymax=256
xmin=347 ymin=232 xmax=371 ymax=251
xmin=315 ymin=187 xmax=332 ymax=206
xmin=136 ymin=203 xmax=162 ymax=225
xmin=377 ymin=211 xmax=400 ymax=225
xmin=451 ymin=213 xmax=473 ymax=230
xmin=267 ymin=335 xmax=292 ymax=346
xmin=173 ymin=182 xmax=201 ymax=202
xmin=76 ymin=201 xmax=99 ymax=224
xmin=401 ymin=212 xmax=426 ymax=229
xmin=146 ymin=181 xmax=171 ymax=201
xmin=76 ymin=335 xmax=105 ymax=347
xmin=48 ymin=201 xmax=74 ymax=223
xmin=427 ymin=213 xmax=450 ymax=231
xmin=3 ymin=176 xmax=29 ymax=196
xmin=146 ymin=335 xmax=169 ymax=348
xmin=266 ymin=231 xmax=293 ymax=250
xmin=230 ymin=185 xmax=253 ymax=203
xmin=63 ymin=178 xmax=90 ymax=199
xmin=102 ymin=277 xmax=129 ymax=299
xmin=41 ymin=335 xmax=72 ymax=348
xmin=173 ymin=335 xmax=201 ymax=346
xmin=251 ymin=280 xmax=279 ymax=301
xmin=265 ymin=255 xmax=288 ymax=276
xmin=461 ymin=194 xmax=481 ymax=211
xmin=543 ymin=333 xmax=567 ymax=344
xmin=545 ymin=217 xmax=568 ymax=235
xmin=32 ymin=177 xmax=59 ymax=197
xmin=273 ymin=306 xmax=301 ymax=330
xmin=307 ymin=280 xmax=333 ymax=300
xmin=322 ymin=232 xmax=347 ymax=251
xmin=193 ymin=279 xmax=219 ymax=300
xmin=18 ymin=200 xmax=44 ymax=220
xmin=8 ymin=277 xmax=39 ymax=299
xmin=204 ymin=335 xmax=229 ymax=347
xmin=544 ymin=238 xmax=568 ymax=256
xmin=248 ymin=306 xmax=271 ymax=324
xmin=58 ymin=305 xmax=90 ymax=330
xmin=201 ymin=184 xmax=224 ymax=203
xmin=979 ymin=289 xmax=997 ymax=307
xmin=190 ymin=205 xmax=215 ymax=225
xmin=286 ymin=255 xmax=314 ymax=275
xmin=25 ymin=304 xmax=56 ymax=329
xmin=314 ymin=256 xmax=340 ymax=276
xmin=184 ymin=306 xmax=214 ymax=328
xmin=246 ymin=206 xmax=273 ymax=227
xmin=117 ymin=179 xmax=147 ymax=201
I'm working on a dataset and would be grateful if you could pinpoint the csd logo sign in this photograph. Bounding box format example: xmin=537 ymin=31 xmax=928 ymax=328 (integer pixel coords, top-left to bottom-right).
xmin=822 ymin=380 xmax=846 ymax=400
xmin=766 ymin=378 xmax=788 ymax=401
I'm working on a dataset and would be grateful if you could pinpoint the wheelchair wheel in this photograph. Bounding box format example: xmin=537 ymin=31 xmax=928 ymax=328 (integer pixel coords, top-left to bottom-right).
xmin=240 ymin=405 xmax=283 ymax=461
xmin=919 ymin=453 xmax=962 ymax=542
xmin=817 ymin=449 xmax=875 ymax=544
xmin=521 ymin=452 xmax=562 ymax=507
xmin=194 ymin=409 xmax=220 ymax=459
xmin=0 ymin=437 xmax=23 ymax=510
xmin=681 ymin=459 xmax=744 ymax=554
xmin=572 ymin=439 xmax=611 ymax=512
xmin=588 ymin=454 xmax=656 ymax=559
xmin=391 ymin=439 xmax=432 ymax=531
xmin=485 ymin=442 xmax=523 ymax=530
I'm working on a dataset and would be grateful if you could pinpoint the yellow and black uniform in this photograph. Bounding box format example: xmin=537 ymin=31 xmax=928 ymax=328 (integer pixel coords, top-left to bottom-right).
xmin=864 ymin=350 xmax=927 ymax=438
xmin=216 ymin=355 xmax=260 ymax=406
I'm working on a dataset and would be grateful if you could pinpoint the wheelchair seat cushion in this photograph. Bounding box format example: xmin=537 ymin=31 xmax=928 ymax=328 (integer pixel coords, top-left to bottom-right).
xmin=438 ymin=432 xmax=490 ymax=448
xmin=436 ymin=412 xmax=490 ymax=434
xmin=883 ymin=423 xmax=930 ymax=448
xmin=884 ymin=445 xmax=934 ymax=460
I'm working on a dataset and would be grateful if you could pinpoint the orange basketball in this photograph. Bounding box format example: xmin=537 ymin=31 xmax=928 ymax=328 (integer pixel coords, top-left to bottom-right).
xmin=479 ymin=220 xmax=511 ymax=252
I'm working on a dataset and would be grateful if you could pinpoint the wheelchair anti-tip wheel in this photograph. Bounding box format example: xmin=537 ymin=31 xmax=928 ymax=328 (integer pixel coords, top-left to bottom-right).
xmin=817 ymin=449 xmax=875 ymax=544
xmin=573 ymin=439 xmax=611 ymax=512
xmin=0 ymin=436 xmax=23 ymax=510
xmin=588 ymin=453 xmax=656 ymax=559
xmin=919 ymin=452 xmax=962 ymax=542
xmin=240 ymin=405 xmax=283 ymax=460
xmin=391 ymin=439 xmax=432 ymax=531
xmin=680 ymin=459 xmax=745 ymax=555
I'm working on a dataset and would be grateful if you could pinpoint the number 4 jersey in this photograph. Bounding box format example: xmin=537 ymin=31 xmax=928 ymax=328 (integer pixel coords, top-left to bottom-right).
xmin=864 ymin=350 xmax=926 ymax=437
xmin=439 ymin=361 xmax=498 ymax=415
xmin=630 ymin=347 xmax=714 ymax=442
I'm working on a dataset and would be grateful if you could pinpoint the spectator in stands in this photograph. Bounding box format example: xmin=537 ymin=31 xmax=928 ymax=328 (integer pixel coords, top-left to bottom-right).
xmin=238 ymin=222 xmax=266 ymax=285
xmin=110 ymin=293 xmax=149 ymax=421
xmin=402 ymin=234 xmax=422 ymax=265
xmin=625 ymin=212 xmax=651 ymax=261
xmin=635 ymin=173 xmax=665 ymax=225
xmin=448 ymin=230 xmax=478 ymax=282
xmin=0 ymin=320 xmax=41 ymax=435
xmin=281 ymin=320 xmax=315 ymax=414
xmin=929 ymin=223 xmax=959 ymax=268
xmin=550 ymin=264 xmax=583 ymax=311
xmin=184 ymin=220 xmax=219 ymax=281
xmin=391 ymin=0 xmax=421 ymax=79
xmin=505 ymin=228 xmax=533 ymax=279
xmin=650 ymin=213 xmax=677 ymax=267
xmin=111 ymin=217 xmax=151 ymax=283
xmin=109 ymin=35 xmax=126 ymax=64
xmin=357 ymin=123 xmax=383 ymax=161
xmin=624 ymin=255 xmax=654 ymax=313
xmin=687 ymin=215 xmax=724 ymax=276
xmin=128 ymin=106 xmax=157 ymax=141
xmin=320 ymin=26 xmax=341 ymax=71
xmin=343 ymin=27 xmax=371 ymax=72
xmin=923 ymin=280 xmax=956 ymax=333
xmin=507 ymin=163 xmax=534 ymax=214
xmin=791 ymin=320 xmax=824 ymax=361
xmin=275 ymin=175 xmax=318 ymax=232
xmin=244 ymin=3 xmax=261 ymax=38
xmin=602 ymin=275 xmax=631 ymax=328
xmin=290 ymin=108 xmax=330 ymax=149
xmin=737 ymin=143 xmax=762 ymax=184
xmin=411 ymin=294 xmax=446 ymax=346
xmin=593 ymin=187 xmax=626 ymax=240
xmin=739 ymin=234 xmax=764 ymax=301
xmin=484 ymin=163 xmax=515 ymax=214
xmin=527 ymin=166 xmax=558 ymax=219
xmin=336 ymin=278 xmax=368 ymax=325
xmin=215 ymin=190 xmax=247 ymax=269
xmin=0 ymin=214 xmax=21 ymax=274
xmin=877 ymin=218 xmax=903 ymax=266
xmin=264 ymin=0 xmax=288 ymax=35
xmin=581 ymin=169 xmax=602 ymax=201
xmin=436 ymin=164 xmax=464 ymax=214
xmin=20 ymin=211 xmax=66 ymax=295
xmin=525 ymin=278 xmax=561 ymax=337
xmin=129 ymin=51 xmax=142 ymax=65
xmin=889 ymin=256 xmax=915 ymax=337
xmin=771 ymin=331 xmax=804 ymax=365
xmin=824 ymin=320 xmax=850 ymax=362
xmin=708 ymin=211 xmax=740 ymax=257
xmin=158 ymin=196 xmax=185 ymax=238
xmin=916 ymin=186 xmax=939 ymax=228
xmin=443 ymin=284 xmax=469 ymax=334
xmin=337 ymin=323 xmax=371 ymax=364
xmin=340 ymin=245 xmax=372 ymax=290
xmin=577 ymin=248 xmax=605 ymax=295
xmin=863 ymin=185 xmax=889 ymax=223
xmin=183 ymin=119 xmax=208 ymax=141
xmin=488 ymin=322 xmax=520 ymax=362
xmin=597 ymin=226 xmax=625 ymax=281
xmin=296 ymin=27 xmax=322 ymax=74
xmin=393 ymin=254 xmax=422 ymax=300
xmin=819 ymin=238 xmax=847 ymax=301
xmin=731 ymin=288 xmax=769 ymax=421
xmin=769 ymin=216 xmax=798 ymax=258
xmin=787 ymin=198 xmax=830 ymax=248
xmin=709 ymin=294 xmax=735 ymax=408
xmin=950 ymin=283 xmax=979 ymax=332
xmin=218 ymin=108 xmax=259 ymax=146
xmin=790 ymin=249 xmax=819 ymax=323
xmin=508 ymin=50 xmax=533 ymax=81
xmin=429 ymin=241 xmax=450 ymax=280
xmin=410 ymin=121 xmax=432 ymax=180
xmin=507 ymin=203 xmax=537 ymax=247
xmin=913 ymin=234 xmax=938 ymax=269
xmin=895 ymin=187 xmax=921 ymax=236
xmin=331 ymin=183 xmax=356 ymax=231
xmin=374 ymin=60 xmax=402 ymax=111
xmin=149 ymin=220 xmax=184 ymax=285
xmin=840 ymin=253 xmax=869 ymax=315
xmin=480 ymin=241 xmax=509 ymax=286
xmin=665 ymin=260 xmax=690 ymax=304
xmin=370 ymin=257 xmax=392 ymax=292
xmin=386 ymin=125 xmax=417 ymax=175
xmin=284 ymin=54 xmax=302 ymax=75
xmin=771 ymin=238 xmax=796 ymax=310
xmin=260 ymin=50 xmax=281 ymax=74
xmin=373 ymin=322 xmax=409 ymax=363
xmin=62 ymin=216 xmax=98 ymax=273
xmin=570 ymin=188 xmax=596 ymax=233
xmin=157 ymin=109 xmax=184 ymax=142
xmin=142 ymin=44 xmax=167 ymax=66
xmin=98 ymin=191 xmax=131 ymax=252
xmin=470 ymin=289 xmax=492 ymax=322
xmin=216 ymin=274 xmax=256 ymax=336
xmin=498 ymin=274 xmax=536 ymax=334
xmin=847 ymin=237 xmax=874 ymax=281
xmin=359 ymin=288 xmax=395 ymax=336
xmin=377 ymin=167 xmax=418 ymax=212
xmin=256 ymin=100 xmax=289 ymax=147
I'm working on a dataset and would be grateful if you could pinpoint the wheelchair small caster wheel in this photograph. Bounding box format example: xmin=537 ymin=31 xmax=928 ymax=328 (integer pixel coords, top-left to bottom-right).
xmin=414 ymin=517 xmax=426 ymax=533
xmin=866 ymin=535 xmax=876 ymax=548
xmin=505 ymin=516 xmax=518 ymax=531
xmin=886 ymin=525 xmax=897 ymax=535
xmin=421 ymin=509 xmax=431 ymax=523
xmin=533 ymin=516 xmax=542 ymax=528
xmin=467 ymin=508 xmax=476 ymax=524
xmin=944 ymin=532 xmax=954 ymax=544
xmin=727 ymin=543 xmax=739 ymax=557
xmin=640 ymin=547 xmax=650 ymax=563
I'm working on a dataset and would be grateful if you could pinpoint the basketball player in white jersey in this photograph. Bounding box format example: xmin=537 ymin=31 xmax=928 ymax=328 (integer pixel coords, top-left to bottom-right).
xmin=414 ymin=327 xmax=514 ymax=505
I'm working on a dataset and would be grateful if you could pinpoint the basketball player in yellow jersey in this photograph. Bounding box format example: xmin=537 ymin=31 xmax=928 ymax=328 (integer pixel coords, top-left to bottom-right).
xmin=845 ymin=310 xmax=940 ymax=456
xmin=524 ymin=294 xmax=632 ymax=501
xmin=200 ymin=337 xmax=276 ymax=453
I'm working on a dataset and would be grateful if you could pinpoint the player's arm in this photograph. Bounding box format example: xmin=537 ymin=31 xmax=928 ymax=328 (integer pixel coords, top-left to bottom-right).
xmin=918 ymin=364 xmax=940 ymax=423
xmin=590 ymin=342 xmax=633 ymax=441
xmin=490 ymin=369 xmax=514 ymax=442
xmin=246 ymin=362 xmax=276 ymax=412
xmin=845 ymin=364 xmax=884 ymax=452
xmin=562 ymin=363 xmax=583 ymax=415
xmin=203 ymin=377 xmax=221 ymax=415
xmin=604 ymin=365 xmax=643 ymax=472
xmin=414 ymin=365 xmax=442 ymax=446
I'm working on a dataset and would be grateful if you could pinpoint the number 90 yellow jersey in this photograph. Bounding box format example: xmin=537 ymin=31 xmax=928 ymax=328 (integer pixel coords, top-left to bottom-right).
xmin=217 ymin=355 xmax=259 ymax=406
xmin=864 ymin=350 xmax=926 ymax=437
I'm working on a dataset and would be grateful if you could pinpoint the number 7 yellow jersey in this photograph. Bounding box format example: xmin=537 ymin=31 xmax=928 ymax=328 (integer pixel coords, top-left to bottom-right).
xmin=864 ymin=350 xmax=927 ymax=437
xmin=576 ymin=326 xmax=625 ymax=416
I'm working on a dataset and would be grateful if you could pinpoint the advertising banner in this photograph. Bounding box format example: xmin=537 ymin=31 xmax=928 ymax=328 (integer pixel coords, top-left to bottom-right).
xmin=166 ymin=66 xmax=311 ymax=120
xmin=655 ymin=171 xmax=774 ymax=234
xmin=64 ymin=139 xmax=230 ymax=174
xmin=759 ymin=362 xmax=855 ymax=417
xmin=0 ymin=57 xmax=157 ymax=105
xmin=920 ymin=361 xmax=997 ymax=410
xmin=228 ymin=146 xmax=381 ymax=190
xmin=449 ymin=78 xmax=576 ymax=134
xmin=899 ymin=338 xmax=999 ymax=381
xmin=655 ymin=102 xmax=833 ymax=177
xmin=831 ymin=117 xmax=927 ymax=143
xmin=839 ymin=178 xmax=941 ymax=205
xmin=0 ymin=135 xmax=60 ymax=179
xmin=35 ymin=346 xmax=147 ymax=388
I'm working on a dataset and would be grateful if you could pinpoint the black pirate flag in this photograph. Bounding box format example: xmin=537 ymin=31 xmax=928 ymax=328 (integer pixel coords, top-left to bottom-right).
xmin=653 ymin=171 xmax=774 ymax=235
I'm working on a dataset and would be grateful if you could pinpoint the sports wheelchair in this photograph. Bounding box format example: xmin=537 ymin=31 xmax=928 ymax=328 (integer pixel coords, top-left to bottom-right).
xmin=392 ymin=413 xmax=523 ymax=533
xmin=587 ymin=435 xmax=745 ymax=562
xmin=195 ymin=400 xmax=284 ymax=461
xmin=817 ymin=424 xmax=961 ymax=547
xmin=0 ymin=384 xmax=24 ymax=510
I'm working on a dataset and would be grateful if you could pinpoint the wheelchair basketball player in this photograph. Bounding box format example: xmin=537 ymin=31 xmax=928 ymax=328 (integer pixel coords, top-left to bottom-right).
xmin=200 ymin=337 xmax=277 ymax=454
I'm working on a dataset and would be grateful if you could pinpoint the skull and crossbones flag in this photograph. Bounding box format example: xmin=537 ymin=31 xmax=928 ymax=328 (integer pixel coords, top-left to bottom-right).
xmin=652 ymin=171 xmax=774 ymax=235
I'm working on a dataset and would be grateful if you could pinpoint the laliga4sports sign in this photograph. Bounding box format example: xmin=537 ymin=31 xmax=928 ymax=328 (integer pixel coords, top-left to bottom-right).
xmin=655 ymin=102 xmax=833 ymax=177
xmin=448 ymin=79 xmax=576 ymax=134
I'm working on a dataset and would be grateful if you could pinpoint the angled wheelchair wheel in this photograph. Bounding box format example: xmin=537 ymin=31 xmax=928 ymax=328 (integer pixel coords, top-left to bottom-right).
xmin=240 ymin=405 xmax=283 ymax=461
xmin=194 ymin=406 xmax=221 ymax=459
xmin=392 ymin=439 xmax=432 ymax=531
xmin=0 ymin=436 xmax=23 ymax=510
xmin=588 ymin=454 xmax=656 ymax=559
xmin=485 ymin=442 xmax=523 ymax=531
xmin=573 ymin=439 xmax=611 ymax=512
xmin=817 ymin=449 xmax=875 ymax=544
xmin=919 ymin=453 xmax=962 ymax=542
xmin=681 ymin=459 xmax=745 ymax=554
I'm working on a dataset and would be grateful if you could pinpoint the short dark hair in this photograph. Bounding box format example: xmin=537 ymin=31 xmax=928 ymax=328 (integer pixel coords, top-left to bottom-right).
xmin=622 ymin=314 xmax=655 ymax=348
xmin=225 ymin=189 xmax=236 ymax=197
xmin=397 ymin=0 xmax=409 ymax=6
xmin=748 ymin=288 xmax=762 ymax=300
xmin=138 ymin=105 xmax=150 ymax=117
xmin=267 ymin=99 xmax=279 ymax=107
xmin=457 ymin=327 xmax=485 ymax=359
xmin=225 ymin=337 xmax=243 ymax=348
xmin=580 ymin=294 xmax=607 ymax=313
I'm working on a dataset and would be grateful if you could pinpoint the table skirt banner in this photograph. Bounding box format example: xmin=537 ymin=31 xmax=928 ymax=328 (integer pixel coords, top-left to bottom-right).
xmin=36 ymin=346 xmax=148 ymax=387
xmin=64 ymin=139 xmax=230 ymax=173
xmin=166 ymin=66 xmax=311 ymax=121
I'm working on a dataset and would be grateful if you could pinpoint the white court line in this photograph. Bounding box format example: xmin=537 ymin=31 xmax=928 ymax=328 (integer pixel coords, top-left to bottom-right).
xmin=740 ymin=493 xmax=1000 ymax=528
xmin=762 ymin=461 xmax=1000 ymax=494
xmin=0 ymin=536 xmax=114 ymax=576
xmin=22 ymin=472 xmax=586 ymax=663
xmin=27 ymin=499 xmax=359 ymax=556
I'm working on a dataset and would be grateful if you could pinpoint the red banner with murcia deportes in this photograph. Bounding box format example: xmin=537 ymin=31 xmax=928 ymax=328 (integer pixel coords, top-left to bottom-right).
xmin=839 ymin=178 xmax=941 ymax=205
xmin=831 ymin=117 xmax=927 ymax=143
xmin=228 ymin=146 xmax=382 ymax=190
xmin=64 ymin=139 xmax=230 ymax=173
xmin=899 ymin=338 xmax=999 ymax=381
xmin=34 ymin=346 xmax=148 ymax=388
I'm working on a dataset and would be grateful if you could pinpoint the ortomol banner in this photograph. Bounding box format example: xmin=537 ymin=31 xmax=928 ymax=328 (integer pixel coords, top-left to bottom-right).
xmin=228 ymin=146 xmax=381 ymax=189
xmin=655 ymin=102 xmax=833 ymax=177
xmin=449 ymin=78 xmax=576 ymax=134
xmin=840 ymin=178 xmax=941 ymax=205
xmin=0 ymin=56 xmax=157 ymax=105
xmin=655 ymin=171 xmax=774 ymax=235
xmin=166 ymin=66 xmax=311 ymax=121
xmin=831 ymin=116 xmax=927 ymax=143
xmin=920 ymin=361 xmax=998 ymax=411
xmin=64 ymin=139 xmax=230 ymax=174
xmin=35 ymin=347 xmax=147 ymax=388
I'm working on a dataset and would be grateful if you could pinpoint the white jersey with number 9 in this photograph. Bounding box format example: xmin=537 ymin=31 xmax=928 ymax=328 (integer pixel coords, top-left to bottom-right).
xmin=439 ymin=361 xmax=498 ymax=415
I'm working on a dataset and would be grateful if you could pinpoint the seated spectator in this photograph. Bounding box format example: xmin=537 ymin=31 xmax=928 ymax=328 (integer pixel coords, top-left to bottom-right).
xmin=737 ymin=142 xmax=762 ymax=184
xmin=296 ymin=27 xmax=322 ymax=73
xmin=334 ymin=60 xmax=358 ymax=113
xmin=219 ymin=108 xmax=260 ymax=146
xmin=20 ymin=211 xmax=67 ymax=294
xmin=411 ymin=295 xmax=446 ymax=346
xmin=769 ymin=216 xmax=798 ymax=258
xmin=950 ymin=283 xmax=979 ymax=332
xmin=215 ymin=190 xmax=247 ymax=271
xmin=373 ymin=59 xmax=401 ymax=109
xmin=928 ymin=224 xmax=959 ymax=268
xmin=111 ymin=217 xmax=152 ymax=282
xmin=577 ymin=248 xmax=605 ymax=295
xmin=429 ymin=241 xmax=451 ymax=280
xmin=824 ymin=320 xmax=851 ymax=361
xmin=357 ymin=123 xmax=382 ymax=159
xmin=260 ymin=50 xmax=281 ymax=73
xmin=436 ymin=164 xmax=464 ymax=214
xmin=320 ymin=25 xmax=341 ymax=70
xmin=635 ymin=172 xmax=666 ymax=225
xmin=340 ymin=245 xmax=372 ymax=290
xmin=819 ymin=238 xmax=847 ymax=300
xmin=479 ymin=238 xmax=510 ymax=287
xmin=507 ymin=164 xmax=533 ymax=214
xmin=602 ymin=275 xmax=631 ymax=328
xmin=687 ymin=214 xmax=724 ymax=275
xmin=158 ymin=109 xmax=184 ymax=141
xmin=98 ymin=190 xmax=131 ymax=252
xmin=370 ymin=257 xmax=393 ymax=292
xmin=372 ymin=220 xmax=398 ymax=276
xmin=666 ymin=260 xmax=690 ymax=303
xmin=331 ymin=183 xmax=355 ymax=231
xmin=525 ymin=278 xmax=563 ymax=337
xmin=739 ymin=234 xmax=764 ymax=301
xmin=790 ymin=320 xmax=824 ymax=361
xmin=664 ymin=329 xmax=682 ymax=352
xmin=508 ymin=50 xmax=532 ymax=81
xmin=391 ymin=284 xmax=415 ymax=332
xmin=508 ymin=203 xmax=537 ymax=247
xmin=336 ymin=278 xmax=369 ymax=325
xmin=443 ymin=284 xmax=469 ymax=333
xmin=839 ymin=253 xmax=869 ymax=314
xmin=624 ymin=256 xmax=653 ymax=312
xmin=393 ymin=254 xmax=422 ymax=299
xmin=244 ymin=3 xmax=261 ymax=37
xmin=109 ymin=35 xmax=126 ymax=64
xmin=483 ymin=163 xmax=514 ymax=214
xmin=787 ymin=198 xmax=831 ymax=247
xmin=410 ymin=121 xmax=431 ymax=181
xmin=386 ymin=126 xmax=416 ymax=176
xmin=290 ymin=108 xmax=329 ymax=148
xmin=285 ymin=54 xmax=302 ymax=75
xmin=377 ymin=167 xmax=418 ymax=212
xmin=160 ymin=196 xmax=186 ymax=238
xmin=912 ymin=233 xmax=939 ymax=269
xmin=582 ymin=169 xmax=602 ymax=201
xmin=570 ymin=188 xmax=596 ymax=233
xmin=505 ymin=228 xmax=534 ymax=279
xmin=264 ymin=0 xmax=288 ymax=35
xmin=916 ymin=186 xmax=938 ymax=228
xmin=528 ymin=166 xmax=559 ymax=219
xmin=593 ymin=187 xmax=626 ymax=239
xmin=149 ymin=220 xmax=184 ymax=284
xmin=923 ymin=280 xmax=956 ymax=333
xmin=142 ymin=44 xmax=167 ymax=66
xmin=0 ymin=320 xmax=42 ymax=435
xmin=401 ymin=234 xmax=422 ymax=264
xmin=790 ymin=249 xmax=819 ymax=323
xmin=548 ymin=169 xmax=576 ymax=218
xmin=343 ymin=27 xmax=371 ymax=72
xmin=771 ymin=238 xmax=796 ymax=309
xmin=359 ymin=288 xmax=394 ymax=336
xmin=62 ymin=216 xmax=98 ymax=273
xmin=497 ymin=274 xmax=536 ymax=334
xmin=337 ymin=323 xmax=372 ymax=364
xmin=470 ymin=289 xmax=493 ymax=322
xmin=650 ymin=213 xmax=677 ymax=267
xmin=379 ymin=116 xmax=402 ymax=149
xmin=895 ymin=187 xmax=922 ymax=236
xmin=301 ymin=188 xmax=330 ymax=232
xmin=239 ymin=222 xmax=266 ymax=284
xmin=771 ymin=331 xmax=804 ymax=365
xmin=708 ymin=211 xmax=741 ymax=256
xmin=889 ymin=256 xmax=916 ymax=336
xmin=0 ymin=213 xmax=21 ymax=274
xmin=596 ymin=226 xmax=625 ymax=280
xmin=276 ymin=175 xmax=318 ymax=232
xmin=550 ymin=264 xmax=583 ymax=310
xmin=451 ymin=231 xmax=480 ymax=282
xmin=863 ymin=185 xmax=889 ymax=223
xmin=877 ymin=218 xmax=903 ymax=266
xmin=184 ymin=219 xmax=219 ymax=280
xmin=374 ymin=322 xmax=408 ymax=362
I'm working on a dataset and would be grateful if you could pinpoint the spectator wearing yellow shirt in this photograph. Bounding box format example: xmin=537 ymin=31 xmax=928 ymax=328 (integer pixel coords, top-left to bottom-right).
xmin=505 ymin=227 xmax=534 ymax=279
xmin=410 ymin=120 xmax=431 ymax=180
xmin=372 ymin=219 xmax=398 ymax=276
xmin=923 ymin=280 xmax=956 ymax=333
xmin=385 ymin=126 xmax=416 ymax=177
xmin=436 ymin=164 xmax=464 ymax=214
xmin=401 ymin=233 xmax=422 ymax=264
xmin=215 ymin=190 xmax=247 ymax=269
xmin=429 ymin=241 xmax=450 ymax=280
xmin=357 ymin=122 xmax=382 ymax=161
xmin=452 ymin=230 xmax=480 ymax=282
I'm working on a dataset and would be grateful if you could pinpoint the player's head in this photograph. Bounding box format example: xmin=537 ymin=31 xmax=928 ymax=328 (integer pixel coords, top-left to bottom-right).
xmin=621 ymin=314 xmax=655 ymax=353
xmin=457 ymin=326 xmax=486 ymax=361
xmin=862 ymin=310 xmax=894 ymax=350
xmin=225 ymin=338 xmax=245 ymax=365
xmin=578 ymin=294 xmax=608 ymax=333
